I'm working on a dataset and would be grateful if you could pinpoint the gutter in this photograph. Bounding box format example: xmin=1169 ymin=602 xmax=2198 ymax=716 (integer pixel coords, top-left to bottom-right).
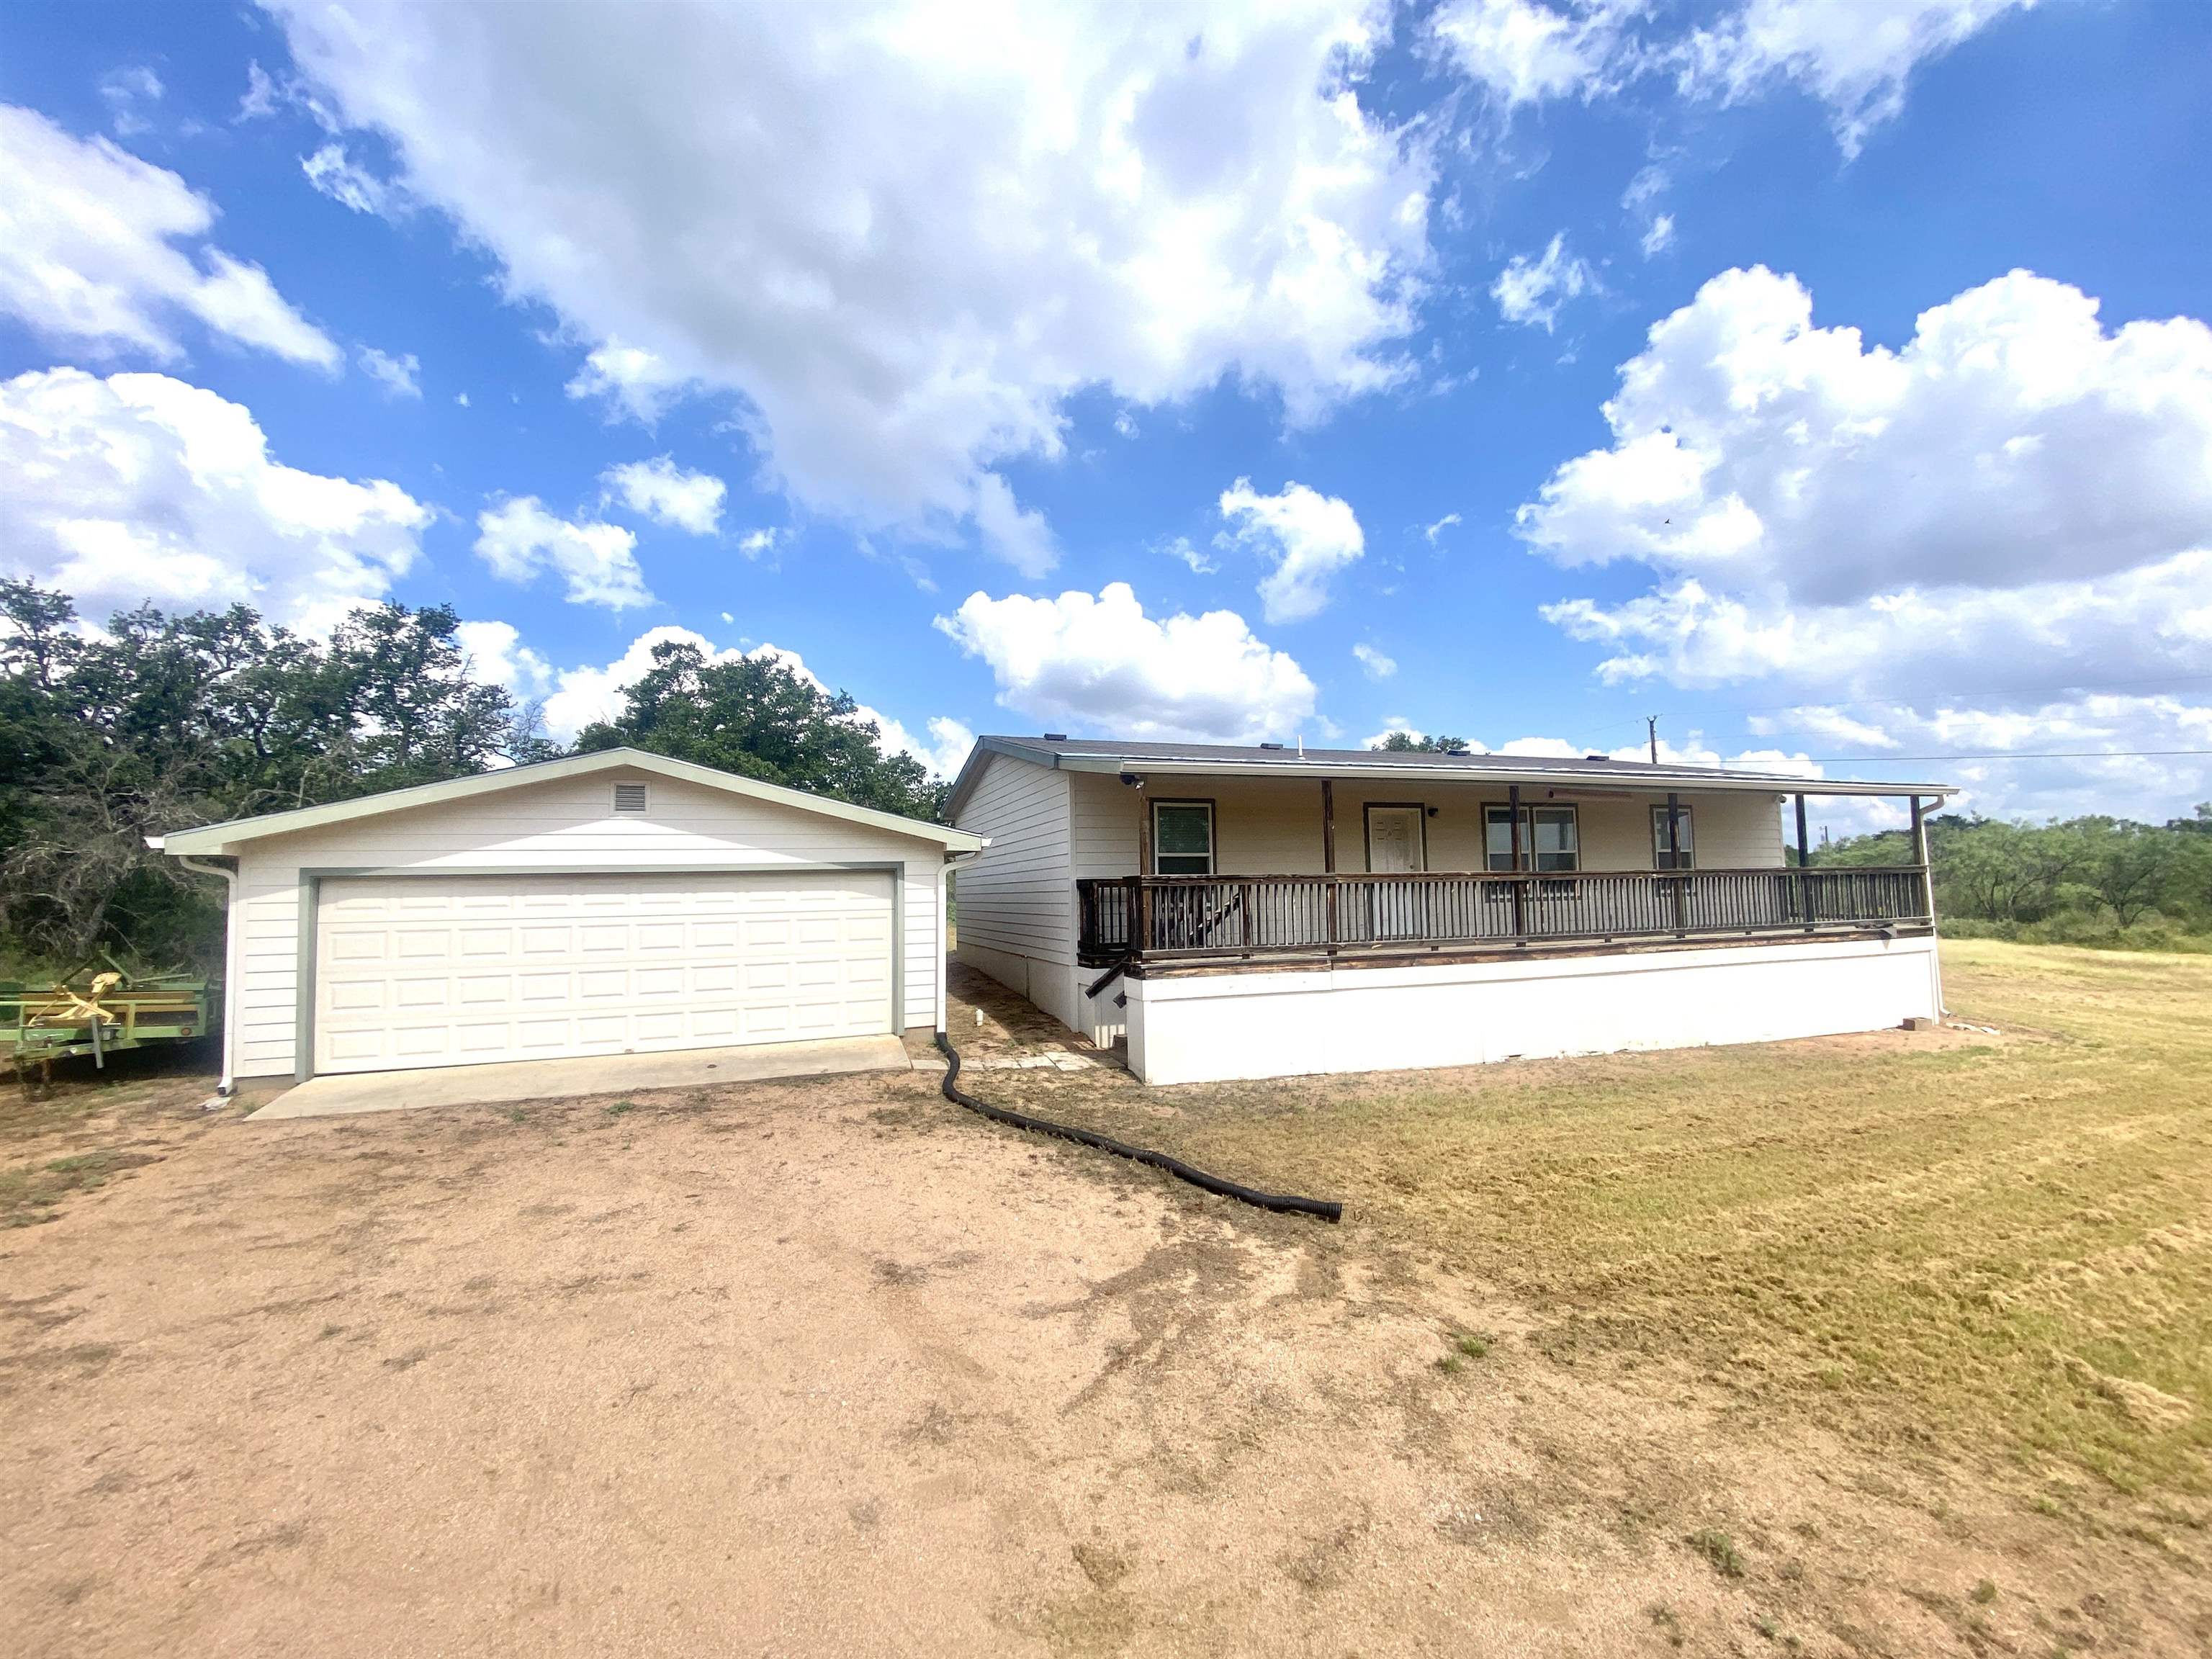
xmin=1052 ymin=754 xmax=1959 ymax=801
xmin=935 ymin=845 xmax=986 ymax=1034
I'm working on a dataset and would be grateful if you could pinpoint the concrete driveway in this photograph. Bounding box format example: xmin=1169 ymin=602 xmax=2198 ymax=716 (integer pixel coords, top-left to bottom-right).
xmin=247 ymin=1033 xmax=911 ymax=1120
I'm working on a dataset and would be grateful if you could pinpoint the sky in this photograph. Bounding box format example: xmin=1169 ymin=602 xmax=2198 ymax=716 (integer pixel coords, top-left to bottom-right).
xmin=2 ymin=0 xmax=2209 ymax=838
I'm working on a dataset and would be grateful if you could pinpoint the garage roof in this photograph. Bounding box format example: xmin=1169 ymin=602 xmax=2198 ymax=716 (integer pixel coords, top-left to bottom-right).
xmin=151 ymin=747 xmax=986 ymax=857
xmin=945 ymin=734 xmax=1959 ymax=818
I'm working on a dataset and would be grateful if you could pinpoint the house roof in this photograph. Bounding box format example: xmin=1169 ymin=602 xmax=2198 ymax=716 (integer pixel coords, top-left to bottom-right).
xmin=152 ymin=747 xmax=986 ymax=858
xmin=945 ymin=734 xmax=1959 ymax=819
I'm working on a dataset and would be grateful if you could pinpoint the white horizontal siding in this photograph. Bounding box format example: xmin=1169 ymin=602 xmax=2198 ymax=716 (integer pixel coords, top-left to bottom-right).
xmin=228 ymin=768 xmax=945 ymax=1079
xmin=950 ymin=754 xmax=1073 ymax=964
xmin=1070 ymin=773 xmax=1787 ymax=876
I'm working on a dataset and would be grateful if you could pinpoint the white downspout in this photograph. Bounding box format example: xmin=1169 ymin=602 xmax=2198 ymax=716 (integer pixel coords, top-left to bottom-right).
xmin=939 ymin=848 xmax=983 ymax=1033
xmin=171 ymin=850 xmax=240 ymax=1097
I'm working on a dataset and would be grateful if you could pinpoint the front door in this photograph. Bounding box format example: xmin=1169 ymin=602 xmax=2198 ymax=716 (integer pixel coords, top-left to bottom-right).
xmin=1365 ymin=806 xmax=1426 ymax=938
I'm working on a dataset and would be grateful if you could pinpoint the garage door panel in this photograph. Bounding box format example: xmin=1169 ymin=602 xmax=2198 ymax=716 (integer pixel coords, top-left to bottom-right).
xmin=314 ymin=872 xmax=895 ymax=1074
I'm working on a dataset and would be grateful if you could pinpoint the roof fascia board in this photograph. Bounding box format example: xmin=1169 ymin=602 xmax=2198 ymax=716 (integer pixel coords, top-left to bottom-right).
xmin=945 ymin=735 xmax=1057 ymax=820
xmin=1089 ymin=756 xmax=1956 ymax=799
xmin=161 ymin=747 xmax=984 ymax=856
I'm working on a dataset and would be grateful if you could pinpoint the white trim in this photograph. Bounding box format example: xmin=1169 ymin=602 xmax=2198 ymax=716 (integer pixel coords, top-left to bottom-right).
xmin=945 ymin=734 xmax=1960 ymax=815
xmin=1125 ymin=934 xmax=1943 ymax=1086
xmin=159 ymin=747 xmax=986 ymax=856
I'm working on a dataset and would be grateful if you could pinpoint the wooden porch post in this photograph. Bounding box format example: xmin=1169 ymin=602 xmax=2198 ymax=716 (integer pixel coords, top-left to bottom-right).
xmin=1135 ymin=791 xmax=1153 ymax=953
xmin=1794 ymin=791 xmax=1813 ymax=927
xmin=1910 ymin=794 xmax=1933 ymax=921
xmin=1321 ymin=779 xmax=1338 ymax=947
xmin=1508 ymin=783 xmax=1526 ymax=939
xmin=1667 ymin=791 xmax=1687 ymax=932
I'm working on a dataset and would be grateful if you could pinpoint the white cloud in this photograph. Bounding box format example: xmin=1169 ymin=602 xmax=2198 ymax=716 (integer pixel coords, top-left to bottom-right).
xmin=1428 ymin=0 xmax=1635 ymax=106
xmin=300 ymin=143 xmax=406 ymax=217
xmin=356 ymin=346 xmax=421 ymax=398
xmin=1430 ymin=0 xmax=2034 ymax=155
xmin=564 ymin=338 xmax=691 ymax=425
xmin=99 ymin=67 xmax=164 ymax=136
xmin=1112 ymin=410 xmax=1139 ymax=440
xmin=238 ymin=61 xmax=281 ymax=122
xmin=935 ymin=580 xmax=1317 ymax=743
xmin=601 ymin=456 xmax=727 ymax=536
xmin=1527 ymin=266 xmax=2212 ymax=817
xmin=737 ymin=528 xmax=781 ymax=559
xmin=1160 ymin=535 xmax=1219 ymax=576
xmin=453 ymin=619 xmax=554 ymax=703
xmin=454 ymin=391 xmax=470 ymax=408
xmin=1744 ymin=694 xmax=2212 ymax=824
xmin=1491 ymin=233 xmax=1595 ymax=331
xmin=0 ymin=367 xmax=428 ymax=631
xmin=1422 ymin=510 xmax=1461 ymax=546
xmin=0 ymin=104 xmax=340 ymax=369
xmin=1681 ymin=0 xmax=2040 ymax=159
xmin=473 ymin=498 xmax=652 ymax=610
xmin=1542 ymin=554 xmax=2212 ymax=698
xmin=1520 ymin=267 xmax=2212 ymax=606
xmin=1640 ymin=212 xmax=1675 ymax=256
xmin=1218 ymin=477 xmax=1366 ymax=624
xmin=1352 ymin=642 xmax=1397 ymax=679
xmin=272 ymin=2 xmax=1432 ymax=562
xmin=969 ymin=472 xmax=1058 ymax=578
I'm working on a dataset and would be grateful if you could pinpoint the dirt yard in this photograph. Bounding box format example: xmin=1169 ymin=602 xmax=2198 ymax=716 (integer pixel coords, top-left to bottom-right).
xmin=4 ymin=944 xmax=2206 ymax=1656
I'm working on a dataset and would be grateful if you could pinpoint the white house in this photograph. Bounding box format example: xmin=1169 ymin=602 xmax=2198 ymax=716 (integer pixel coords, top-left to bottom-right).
xmin=153 ymin=747 xmax=984 ymax=1093
xmin=946 ymin=736 xmax=1955 ymax=1087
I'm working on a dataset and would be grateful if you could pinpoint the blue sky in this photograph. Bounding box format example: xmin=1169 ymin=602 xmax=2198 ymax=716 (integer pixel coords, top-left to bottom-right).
xmin=4 ymin=0 xmax=2209 ymax=832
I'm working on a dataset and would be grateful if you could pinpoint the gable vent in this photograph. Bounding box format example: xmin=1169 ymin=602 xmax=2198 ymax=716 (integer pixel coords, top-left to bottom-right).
xmin=613 ymin=781 xmax=649 ymax=814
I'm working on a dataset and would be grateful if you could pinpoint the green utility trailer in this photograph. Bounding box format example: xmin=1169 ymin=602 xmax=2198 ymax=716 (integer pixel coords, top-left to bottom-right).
xmin=4 ymin=963 xmax=213 ymax=1084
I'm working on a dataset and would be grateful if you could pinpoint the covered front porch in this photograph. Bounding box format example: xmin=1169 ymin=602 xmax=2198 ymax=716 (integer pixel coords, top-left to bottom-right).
xmin=1076 ymin=775 xmax=1939 ymax=971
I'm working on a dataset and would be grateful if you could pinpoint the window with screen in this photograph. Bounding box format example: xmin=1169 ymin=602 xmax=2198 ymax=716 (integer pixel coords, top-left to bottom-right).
xmin=1651 ymin=804 xmax=1694 ymax=870
xmin=1483 ymin=804 xmax=1579 ymax=871
xmin=1151 ymin=801 xmax=1215 ymax=876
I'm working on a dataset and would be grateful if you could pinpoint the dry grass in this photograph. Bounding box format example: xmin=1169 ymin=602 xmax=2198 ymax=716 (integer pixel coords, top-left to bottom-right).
xmin=4 ymin=949 xmax=2208 ymax=1654
xmin=986 ymin=941 xmax=2212 ymax=1503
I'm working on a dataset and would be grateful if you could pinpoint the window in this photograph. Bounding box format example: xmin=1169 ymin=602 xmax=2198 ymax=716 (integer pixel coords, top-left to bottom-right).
xmin=1151 ymin=800 xmax=1214 ymax=876
xmin=1651 ymin=804 xmax=1694 ymax=870
xmin=1483 ymin=804 xmax=1579 ymax=872
xmin=613 ymin=781 xmax=649 ymax=814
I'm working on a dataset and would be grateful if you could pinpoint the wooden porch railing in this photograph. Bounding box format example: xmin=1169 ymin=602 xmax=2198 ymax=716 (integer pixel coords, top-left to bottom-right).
xmin=1076 ymin=866 xmax=1930 ymax=965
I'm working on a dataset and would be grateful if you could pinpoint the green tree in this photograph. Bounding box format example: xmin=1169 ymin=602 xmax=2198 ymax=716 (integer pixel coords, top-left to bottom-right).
xmin=1372 ymin=730 xmax=1471 ymax=754
xmin=0 ymin=582 xmax=531 ymax=974
xmin=2072 ymin=817 xmax=2183 ymax=928
xmin=574 ymin=638 xmax=946 ymax=819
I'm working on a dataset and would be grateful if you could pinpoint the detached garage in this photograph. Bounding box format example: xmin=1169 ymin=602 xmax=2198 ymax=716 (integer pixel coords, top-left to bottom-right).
xmin=152 ymin=748 xmax=984 ymax=1089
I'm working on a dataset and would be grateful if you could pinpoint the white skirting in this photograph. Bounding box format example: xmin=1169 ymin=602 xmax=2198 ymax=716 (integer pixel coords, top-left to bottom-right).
xmin=1123 ymin=934 xmax=1943 ymax=1087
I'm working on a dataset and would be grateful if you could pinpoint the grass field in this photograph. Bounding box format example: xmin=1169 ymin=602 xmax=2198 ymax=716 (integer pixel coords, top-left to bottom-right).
xmin=999 ymin=940 xmax=2212 ymax=1510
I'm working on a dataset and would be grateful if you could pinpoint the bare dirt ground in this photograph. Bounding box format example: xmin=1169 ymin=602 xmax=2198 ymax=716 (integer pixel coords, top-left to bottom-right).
xmin=4 ymin=958 xmax=2205 ymax=1658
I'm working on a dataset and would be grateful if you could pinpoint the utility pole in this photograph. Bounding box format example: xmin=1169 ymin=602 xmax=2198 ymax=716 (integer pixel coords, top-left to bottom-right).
xmin=1647 ymin=715 xmax=1659 ymax=765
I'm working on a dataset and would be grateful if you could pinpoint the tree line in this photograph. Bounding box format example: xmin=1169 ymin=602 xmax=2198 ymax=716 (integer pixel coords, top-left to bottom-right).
xmin=1817 ymin=810 xmax=2212 ymax=945
xmin=0 ymin=582 xmax=948 ymax=978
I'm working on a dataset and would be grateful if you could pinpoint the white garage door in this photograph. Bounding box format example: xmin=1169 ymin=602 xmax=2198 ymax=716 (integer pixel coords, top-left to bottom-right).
xmin=313 ymin=871 xmax=895 ymax=1074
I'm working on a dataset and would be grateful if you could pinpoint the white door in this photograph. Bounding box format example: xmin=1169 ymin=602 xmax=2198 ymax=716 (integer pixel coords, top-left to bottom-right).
xmin=313 ymin=871 xmax=894 ymax=1074
xmin=1364 ymin=806 xmax=1426 ymax=940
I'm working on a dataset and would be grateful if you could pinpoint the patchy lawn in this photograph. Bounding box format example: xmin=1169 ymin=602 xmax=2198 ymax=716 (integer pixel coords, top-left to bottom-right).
xmin=992 ymin=941 xmax=2212 ymax=1506
xmin=2 ymin=944 xmax=2206 ymax=1657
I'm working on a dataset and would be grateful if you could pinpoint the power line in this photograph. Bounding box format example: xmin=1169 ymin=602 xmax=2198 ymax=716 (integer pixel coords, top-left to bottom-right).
xmin=1648 ymin=670 xmax=2212 ymax=725
xmin=1808 ymin=748 xmax=2212 ymax=764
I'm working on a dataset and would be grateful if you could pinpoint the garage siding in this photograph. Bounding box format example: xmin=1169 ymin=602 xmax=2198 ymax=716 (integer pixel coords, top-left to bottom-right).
xmin=229 ymin=768 xmax=945 ymax=1079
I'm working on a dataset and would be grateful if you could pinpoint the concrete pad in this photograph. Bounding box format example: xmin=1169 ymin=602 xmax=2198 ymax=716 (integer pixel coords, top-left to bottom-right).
xmin=248 ymin=1035 xmax=909 ymax=1121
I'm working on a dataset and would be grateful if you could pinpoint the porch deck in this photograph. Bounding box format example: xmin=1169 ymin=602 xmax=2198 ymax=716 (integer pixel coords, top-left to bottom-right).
xmin=1076 ymin=865 xmax=1931 ymax=967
